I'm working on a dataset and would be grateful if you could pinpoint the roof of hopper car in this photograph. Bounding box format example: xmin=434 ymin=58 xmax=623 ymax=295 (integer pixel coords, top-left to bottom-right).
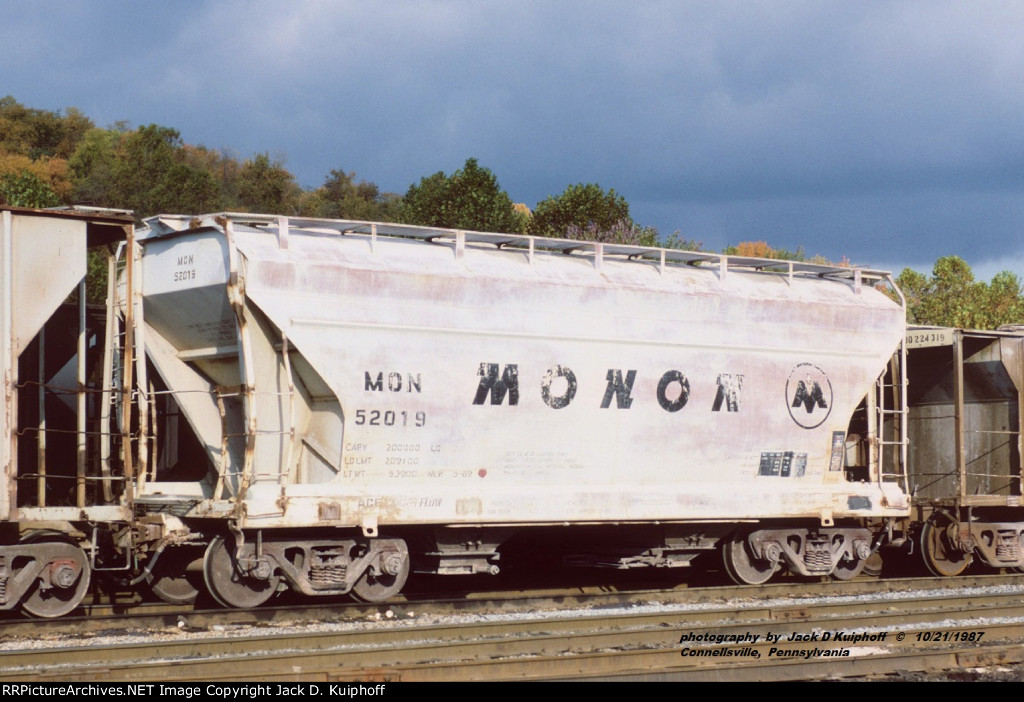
xmin=3 ymin=204 xmax=135 ymax=247
xmin=136 ymin=211 xmax=895 ymax=288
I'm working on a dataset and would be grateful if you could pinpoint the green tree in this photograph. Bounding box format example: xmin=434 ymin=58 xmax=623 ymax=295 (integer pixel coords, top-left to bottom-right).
xmin=562 ymin=220 xmax=704 ymax=250
xmin=896 ymin=256 xmax=1024 ymax=329
xmin=181 ymin=144 xmax=244 ymax=209
xmin=237 ymin=152 xmax=299 ymax=214
xmin=300 ymin=168 xmax=401 ymax=221
xmin=68 ymin=127 xmax=120 ymax=205
xmin=150 ymin=162 xmax=222 ymax=215
xmin=401 ymin=171 xmax=447 ymax=224
xmin=0 ymin=96 xmax=34 ymax=155
xmin=894 ymin=267 xmax=929 ymax=324
xmin=917 ymin=256 xmax=986 ymax=328
xmin=49 ymin=107 xmax=94 ymax=159
xmin=0 ymin=170 xmax=61 ymax=207
xmin=564 ymin=219 xmax=655 ymax=245
xmin=109 ymin=124 xmax=181 ymax=215
xmin=529 ymin=183 xmax=631 ymax=238
xmin=107 ymin=125 xmax=222 ymax=218
xmin=984 ymin=271 xmax=1024 ymax=328
xmin=661 ymin=230 xmax=704 ymax=251
xmin=0 ymin=96 xmax=94 ymax=160
xmin=0 ymin=97 xmax=88 ymax=202
xmin=401 ymin=158 xmax=525 ymax=233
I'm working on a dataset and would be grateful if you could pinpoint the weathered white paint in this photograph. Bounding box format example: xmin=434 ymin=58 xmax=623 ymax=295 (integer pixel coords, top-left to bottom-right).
xmin=137 ymin=216 xmax=909 ymax=530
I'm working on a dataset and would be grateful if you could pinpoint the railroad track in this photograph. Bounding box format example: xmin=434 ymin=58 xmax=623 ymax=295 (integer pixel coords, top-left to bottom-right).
xmin=3 ymin=574 xmax=1024 ymax=681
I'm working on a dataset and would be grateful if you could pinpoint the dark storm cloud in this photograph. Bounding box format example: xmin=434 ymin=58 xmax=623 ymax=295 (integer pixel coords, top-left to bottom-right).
xmin=3 ymin=1 xmax=1023 ymax=271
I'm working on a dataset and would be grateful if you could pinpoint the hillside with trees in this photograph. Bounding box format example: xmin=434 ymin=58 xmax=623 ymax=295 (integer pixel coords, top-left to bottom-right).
xmin=0 ymin=95 xmax=1020 ymax=328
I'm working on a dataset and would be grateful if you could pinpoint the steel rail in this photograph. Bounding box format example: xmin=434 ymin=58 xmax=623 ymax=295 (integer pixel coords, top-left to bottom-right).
xmin=4 ymin=572 xmax=1022 ymax=636
xmin=4 ymin=576 xmax=1024 ymax=681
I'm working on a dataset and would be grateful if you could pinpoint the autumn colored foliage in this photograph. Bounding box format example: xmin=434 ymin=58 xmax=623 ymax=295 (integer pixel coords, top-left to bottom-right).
xmin=0 ymin=95 xmax=1019 ymax=328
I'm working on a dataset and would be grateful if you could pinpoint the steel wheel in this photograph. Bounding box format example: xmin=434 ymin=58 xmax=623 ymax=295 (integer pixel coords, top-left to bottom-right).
xmin=350 ymin=543 xmax=410 ymax=603
xmin=147 ymin=547 xmax=203 ymax=605
xmin=860 ymin=551 xmax=884 ymax=578
xmin=831 ymin=557 xmax=866 ymax=580
xmin=722 ymin=532 xmax=778 ymax=585
xmin=921 ymin=519 xmax=971 ymax=577
xmin=203 ymin=536 xmax=280 ymax=609
xmin=19 ymin=532 xmax=91 ymax=618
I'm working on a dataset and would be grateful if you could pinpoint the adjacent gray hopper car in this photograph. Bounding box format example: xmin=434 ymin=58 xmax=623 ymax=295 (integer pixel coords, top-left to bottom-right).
xmin=131 ymin=213 xmax=910 ymax=606
xmin=904 ymin=326 xmax=1024 ymax=575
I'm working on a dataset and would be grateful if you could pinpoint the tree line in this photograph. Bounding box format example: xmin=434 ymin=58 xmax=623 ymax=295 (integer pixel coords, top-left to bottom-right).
xmin=0 ymin=97 xmax=685 ymax=244
xmin=0 ymin=96 xmax=1020 ymax=329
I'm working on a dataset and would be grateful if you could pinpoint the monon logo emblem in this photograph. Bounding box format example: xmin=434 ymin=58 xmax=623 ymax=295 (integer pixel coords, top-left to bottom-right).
xmin=786 ymin=363 xmax=832 ymax=429
xmin=472 ymin=363 xmax=742 ymax=413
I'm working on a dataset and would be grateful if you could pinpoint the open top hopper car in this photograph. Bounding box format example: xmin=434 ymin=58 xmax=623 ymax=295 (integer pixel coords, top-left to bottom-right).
xmin=901 ymin=326 xmax=1024 ymax=575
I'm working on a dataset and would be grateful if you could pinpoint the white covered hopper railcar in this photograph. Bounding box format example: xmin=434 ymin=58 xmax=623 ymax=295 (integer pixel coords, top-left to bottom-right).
xmin=131 ymin=213 xmax=910 ymax=606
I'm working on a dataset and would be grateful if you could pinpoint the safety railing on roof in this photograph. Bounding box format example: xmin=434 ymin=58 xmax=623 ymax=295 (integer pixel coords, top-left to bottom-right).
xmin=139 ymin=213 xmax=896 ymax=292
